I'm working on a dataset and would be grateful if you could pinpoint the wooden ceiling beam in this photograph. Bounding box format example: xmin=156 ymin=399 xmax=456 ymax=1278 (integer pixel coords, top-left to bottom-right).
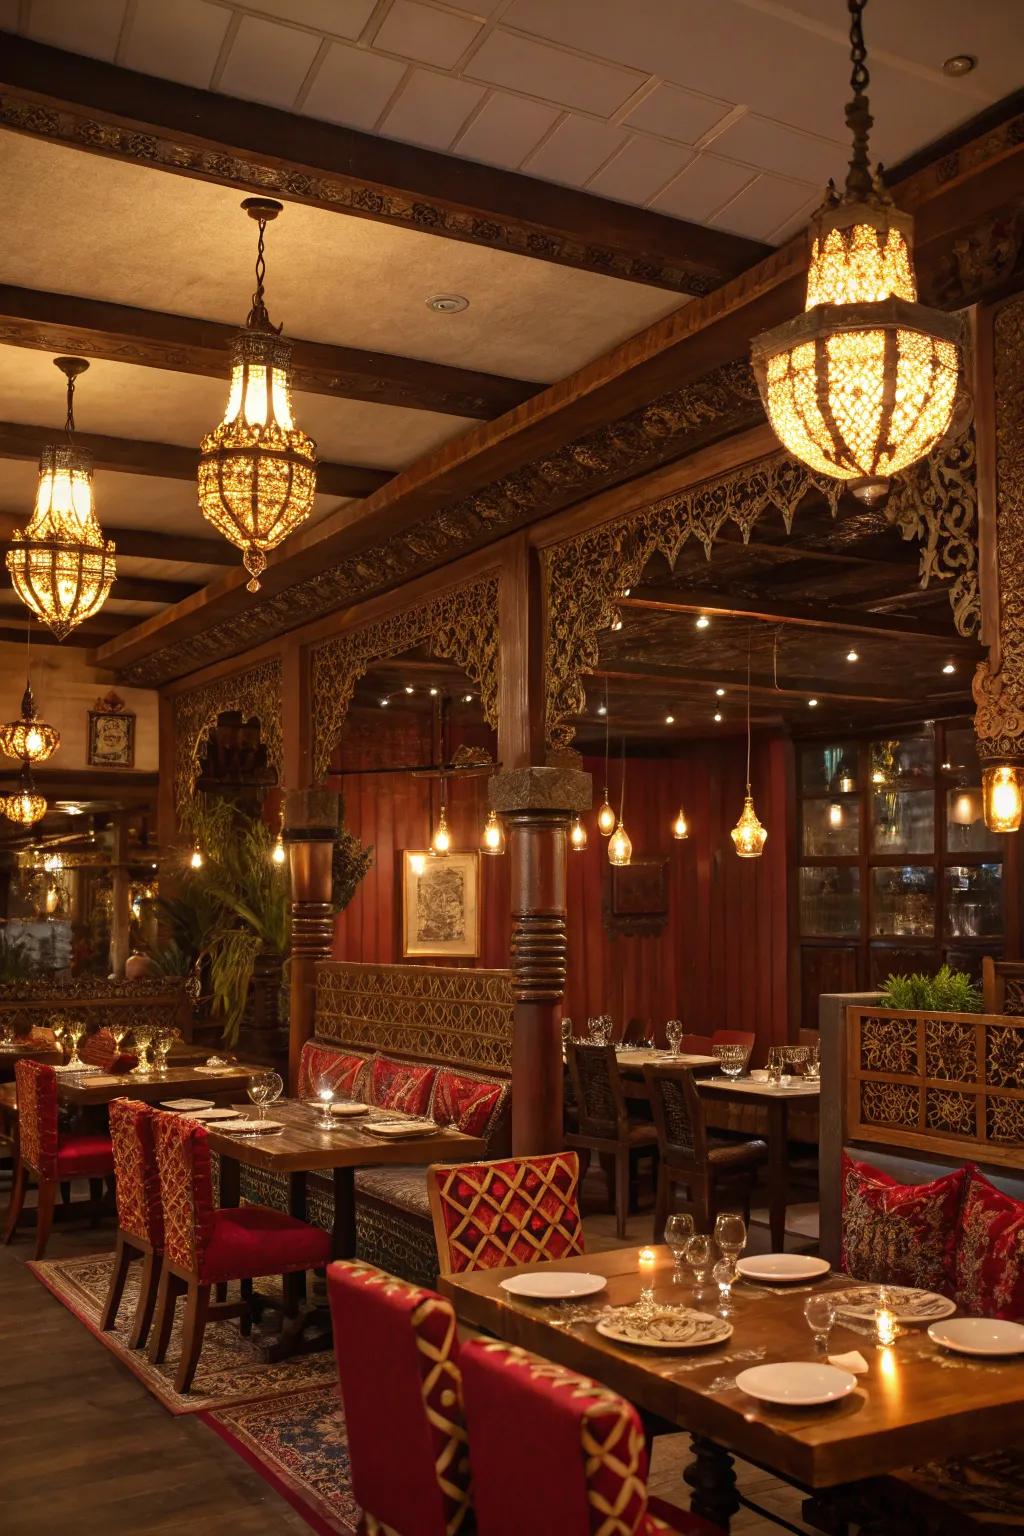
xmin=0 ymin=284 xmax=537 ymax=421
xmin=589 ymin=662 xmax=968 ymax=708
xmin=0 ymin=510 xmax=236 ymax=565
xmin=0 ymin=35 xmax=767 ymax=297
xmin=620 ymin=587 xmax=979 ymax=647
xmin=0 ymin=566 xmax=198 ymax=604
xmin=0 ymin=420 xmax=391 ymax=498
xmin=0 ymin=614 xmax=136 ymax=647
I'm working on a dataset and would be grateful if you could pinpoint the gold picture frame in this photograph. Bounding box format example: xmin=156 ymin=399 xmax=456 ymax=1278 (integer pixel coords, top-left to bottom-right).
xmin=401 ymin=850 xmax=480 ymax=959
xmin=87 ymin=693 xmax=136 ymax=768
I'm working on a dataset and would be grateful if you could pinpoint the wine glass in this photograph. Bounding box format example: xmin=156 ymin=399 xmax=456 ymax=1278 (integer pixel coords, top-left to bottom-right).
xmin=65 ymin=1016 xmax=86 ymax=1069
xmin=714 ymin=1212 xmax=747 ymax=1267
xmin=314 ymin=1073 xmax=336 ymax=1128
xmin=49 ymin=1015 xmax=69 ymax=1061
xmin=713 ymin=1043 xmax=748 ymax=1079
xmin=804 ymin=1294 xmax=836 ymax=1354
xmin=683 ymin=1233 xmax=714 ymax=1299
xmin=248 ymin=1069 xmax=283 ymax=1122
xmin=713 ymin=1257 xmax=736 ymax=1309
xmin=766 ymin=1044 xmax=784 ymax=1086
xmin=152 ymin=1028 xmax=174 ymax=1073
xmin=132 ymin=1025 xmax=154 ymax=1075
xmin=665 ymin=1019 xmax=684 ymax=1056
xmin=664 ymin=1213 xmax=695 ymax=1267
xmin=109 ymin=1020 xmax=130 ymax=1055
xmin=804 ymin=1039 xmax=822 ymax=1082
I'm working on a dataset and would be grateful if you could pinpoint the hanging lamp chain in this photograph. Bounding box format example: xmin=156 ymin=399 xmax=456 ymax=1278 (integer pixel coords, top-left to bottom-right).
xmin=844 ymin=0 xmax=874 ymax=199
xmin=745 ymin=632 xmax=753 ymax=794
xmin=246 ymin=214 xmax=282 ymax=334
xmin=64 ymin=370 xmax=76 ymax=441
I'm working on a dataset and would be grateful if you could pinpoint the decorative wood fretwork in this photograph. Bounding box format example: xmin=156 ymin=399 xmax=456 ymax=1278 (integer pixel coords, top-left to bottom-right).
xmin=846 ymin=1006 xmax=1024 ymax=1169
xmin=884 ymin=426 xmax=980 ymax=641
xmin=0 ymin=976 xmax=189 ymax=1036
xmin=313 ymin=961 xmax=513 ymax=1076
xmin=171 ymin=657 xmax=282 ymax=814
xmin=309 ymin=575 xmax=499 ymax=783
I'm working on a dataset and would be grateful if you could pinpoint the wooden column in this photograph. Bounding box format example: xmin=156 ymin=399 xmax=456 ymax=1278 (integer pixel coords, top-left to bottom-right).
xmin=109 ymin=810 xmax=131 ymax=978
xmin=490 ymin=766 xmax=591 ymax=1155
xmin=284 ymin=786 xmax=338 ymax=1095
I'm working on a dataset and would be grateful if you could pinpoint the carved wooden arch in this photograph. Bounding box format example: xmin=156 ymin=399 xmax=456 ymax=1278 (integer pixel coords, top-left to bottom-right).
xmin=172 ymin=656 xmax=284 ymax=817
xmin=309 ymin=573 xmax=500 ymax=783
xmin=543 ymin=431 xmax=979 ymax=751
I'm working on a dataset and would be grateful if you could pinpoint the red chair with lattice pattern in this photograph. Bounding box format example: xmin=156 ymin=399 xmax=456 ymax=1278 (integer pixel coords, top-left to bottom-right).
xmin=3 ymin=1059 xmax=114 ymax=1259
xmin=427 ymin=1151 xmax=585 ymax=1275
xmin=460 ymin=1338 xmax=721 ymax=1536
xmin=147 ymin=1110 xmax=331 ymax=1393
xmin=327 ymin=1259 xmax=472 ymax=1536
xmin=100 ymin=1098 xmax=165 ymax=1347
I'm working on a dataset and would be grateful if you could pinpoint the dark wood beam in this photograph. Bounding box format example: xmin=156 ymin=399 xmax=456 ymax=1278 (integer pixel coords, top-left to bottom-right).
xmin=620 ymin=588 xmax=980 ymax=647
xmin=0 ymin=614 xmax=136 ymax=647
xmin=589 ymin=662 xmax=968 ymax=708
xmin=0 ymin=510 xmax=236 ymax=565
xmin=0 ymin=564 xmax=198 ymax=604
xmin=0 ymin=284 xmax=537 ymax=421
xmin=0 ymin=421 xmax=391 ymax=498
xmin=0 ymin=34 xmax=767 ymax=297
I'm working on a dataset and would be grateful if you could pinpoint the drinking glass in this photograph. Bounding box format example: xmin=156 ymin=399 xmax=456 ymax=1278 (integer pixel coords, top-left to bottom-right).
xmin=248 ymin=1069 xmax=283 ymax=1122
xmin=109 ymin=1021 xmax=130 ymax=1054
xmin=152 ymin=1028 xmax=174 ymax=1072
xmin=314 ymin=1073 xmax=336 ymax=1128
xmin=683 ymin=1233 xmax=713 ymax=1297
xmin=804 ymin=1039 xmax=821 ymax=1082
xmin=50 ymin=1015 xmax=68 ymax=1061
xmin=713 ymin=1043 xmax=748 ymax=1079
xmin=713 ymin=1257 xmax=736 ymax=1307
xmin=665 ymin=1020 xmax=684 ymax=1056
xmin=714 ymin=1212 xmax=747 ymax=1266
xmin=664 ymin=1213 xmax=695 ymax=1266
xmin=766 ymin=1045 xmax=784 ymax=1086
xmin=804 ymin=1294 xmax=836 ymax=1353
xmin=65 ymin=1017 xmax=86 ymax=1069
xmin=132 ymin=1026 xmax=154 ymax=1075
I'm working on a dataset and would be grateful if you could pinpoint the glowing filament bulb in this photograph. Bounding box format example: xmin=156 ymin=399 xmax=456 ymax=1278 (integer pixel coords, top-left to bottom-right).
xmin=570 ymin=815 xmax=588 ymax=851
xmin=597 ymin=792 xmax=617 ymax=836
xmin=828 ymin=802 xmax=844 ymax=829
xmin=271 ymin=833 xmax=286 ymax=865
xmin=482 ymin=809 xmax=505 ymax=855
xmin=608 ymin=821 xmax=632 ymax=867
xmin=672 ymin=807 xmax=689 ymax=840
xmin=431 ymin=808 xmax=451 ymax=857
xmin=190 ymin=844 xmax=204 ymax=870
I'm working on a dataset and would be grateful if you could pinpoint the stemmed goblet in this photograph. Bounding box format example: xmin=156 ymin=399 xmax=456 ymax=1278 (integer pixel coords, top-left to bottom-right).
xmin=132 ymin=1025 xmax=154 ymax=1075
xmin=248 ymin=1069 xmax=283 ymax=1123
xmin=804 ymin=1294 xmax=836 ymax=1354
xmin=665 ymin=1019 xmax=684 ymax=1056
xmin=65 ymin=1016 xmax=86 ymax=1069
xmin=664 ymin=1213 xmax=695 ymax=1271
xmin=50 ymin=1015 xmax=69 ymax=1061
xmin=683 ymin=1233 xmax=714 ymax=1301
xmin=314 ymin=1072 xmax=336 ymax=1128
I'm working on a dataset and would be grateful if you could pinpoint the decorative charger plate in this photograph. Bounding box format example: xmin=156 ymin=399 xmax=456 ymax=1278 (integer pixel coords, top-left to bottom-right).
xmin=161 ymin=1097 xmax=215 ymax=1111
xmin=363 ymin=1120 xmax=438 ymax=1139
xmin=214 ymin=1118 xmax=284 ymax=1135
xmin=595 ymin=1308 xmax=732 ymax=1350
xmin=832 ymin=1285 xmax=957 ymax=1324
xmin=737 ymin=1255 xmax=830 ymax=1283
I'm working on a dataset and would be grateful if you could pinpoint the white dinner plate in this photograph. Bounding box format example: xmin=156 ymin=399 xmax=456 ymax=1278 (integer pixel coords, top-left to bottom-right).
xmin=160 ymin=1098 xmax=215 ymax=1111
xmin=328 ymin=1102 xmax=368 ymax=1117
xmin=831 ymin=1285 xmax=956 ymax=1324
xmin=214 ymin=1118 xmax=284 ymax=1135
xmin=189 ymin=1107 xmax=241 ymax=1121
xmin=500 ymin=1272 xmax=607 ymax=1300
xmin=736 ymin=1362 xmax=857 ymax=1407
xmin=363 ymin=1121 xmax=437 ymax=1139
xmin=737 ymin=1255 xmax=831 ymax=1284
xmin=927 ymin=1318 xmax=1024 ymax=1356
xmin=596 ymin=1309 xmax=732 ymax=1351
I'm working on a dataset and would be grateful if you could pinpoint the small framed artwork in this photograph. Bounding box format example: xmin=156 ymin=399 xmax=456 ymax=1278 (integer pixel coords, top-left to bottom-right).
xmin=88 ymin=692 xmax=136 ymax=768
xmin=603 ymin=857 xmax=669 ymax=938
xmin=402 ymin=850 xmax=480 ymax=959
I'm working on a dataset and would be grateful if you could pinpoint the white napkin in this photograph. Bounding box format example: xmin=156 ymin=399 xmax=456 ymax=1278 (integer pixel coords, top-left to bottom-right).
xmin=828 ymin=1350 xmax=869 ymax=1374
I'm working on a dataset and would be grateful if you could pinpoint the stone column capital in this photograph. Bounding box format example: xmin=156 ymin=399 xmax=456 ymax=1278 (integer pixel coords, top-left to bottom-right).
xmin=488 ymin=766 xmax=592 ymax=815
xmin=283 ymin=786 xmax=339 ymax=841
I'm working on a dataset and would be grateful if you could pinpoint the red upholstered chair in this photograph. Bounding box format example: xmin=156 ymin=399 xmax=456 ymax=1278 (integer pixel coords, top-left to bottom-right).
xmin=147 ymin=1110 xmax=331 ymax=1393
xmin=427 ymin=1151 xmax=585 ymax=1275
xmin=710 ymin=1031 xmax=755 ymax=1050
xmin=100 ymin=1099 xmax=165 ymax=1347
xmin=681 ymin=1035 xmax=713 ymax=1055
xmin=3 ymin=1059 xmax=114 ymax=1259
xmin=327 ymin=1259 xmax=472 ymax=1536
xmin=460 ymin=1338 xmax=721 ymax=1536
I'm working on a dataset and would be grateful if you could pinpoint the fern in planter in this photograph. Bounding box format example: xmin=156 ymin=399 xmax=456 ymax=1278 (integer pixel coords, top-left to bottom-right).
xmin=879 ymin=964 xmax=982 ymax=1013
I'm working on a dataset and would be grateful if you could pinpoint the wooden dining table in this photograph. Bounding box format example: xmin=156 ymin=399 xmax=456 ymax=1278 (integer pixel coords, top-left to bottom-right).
xmin=440 ymin=1244 xmax=1024 ymax=1531
xmin=615 ymin=1047 xmax=719 ymax=1101
xmin=53 ymin=1061 xmax=255 ymax=1107
xmin=697 ymin=1076 xmax=820 ymax=1250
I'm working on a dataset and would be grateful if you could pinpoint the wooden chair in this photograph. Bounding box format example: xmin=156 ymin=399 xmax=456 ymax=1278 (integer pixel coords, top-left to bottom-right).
xmin=460 ymin=1336 xmax=721 ymax=1535
xmin=100 ymin=1099 xmax=165 ymax=1348
xmin=3 ymin=1059 xmax=114 ymax=1259
xmin=147 ymin=1110 xmax=331 ymax=1393
xmin=643 ymin=1064 xmax=766 ymax=1239
xmin=622 ymin=1016 xmax=650 ymax=1045
xmin=427 ymin=1151 xmax=585 ymax=1275
xmin=681 ymin=1034 xmax=713 ymax=1054
xmin=710 ymin=1030 xmax=755 ymax=1049
xmin=983 ymin=956 xmax=1024 ymax=1015
xmin=566 ymin=1042 xmax=658 ymax=1238
xmin=327 ymin=1259 xmax=472 ymax=1536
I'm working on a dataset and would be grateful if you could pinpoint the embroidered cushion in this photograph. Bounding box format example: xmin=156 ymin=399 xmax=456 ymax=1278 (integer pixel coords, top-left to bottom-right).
xmin=369 ymin=1055 xmax=436 ymax=1116
xmin=298 ymin=1041 xmax=370 ymax=1100
xmin=428 ymin=1152 xmax=585 ymax=1274
xmin=53 ymin=1132 xmax=115 ymax=1179
xmin=202 ymin=1206 xmax=331 ymax=1284
xmin=955 ymin=1169 xmax=1024 ymax=1320
xmin=841 ymin=1153 xmax=966 ymax=1296
xmin=432 ymin=1069 xmax=507 ymax=1139
xmin=355 ymin=1165 xmax=432 ymax=1220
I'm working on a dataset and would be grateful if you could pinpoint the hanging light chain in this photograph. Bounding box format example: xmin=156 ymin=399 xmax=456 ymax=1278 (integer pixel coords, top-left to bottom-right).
xmin=745 ymin=631 xmax=753 ymax=793
xmin=844 ymin=0 xmax=874 ymax=198
xmin=247 ymin=214 xmax=272 ymax=331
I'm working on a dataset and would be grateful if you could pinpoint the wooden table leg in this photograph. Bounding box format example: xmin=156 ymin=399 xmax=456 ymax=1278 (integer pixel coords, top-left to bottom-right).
xmin=684 ymin=1435 xmax=740 ymax=1531
xmin=333 ymin=1166 xmax=356 ymax=1259
xmin=284 ymin=1172 xmax=309 ymax=1312
xmin=219 ymin=1154 xmax=240 ymax=1209
xmin=767 ymin=1098 xmax=789 ymax=1252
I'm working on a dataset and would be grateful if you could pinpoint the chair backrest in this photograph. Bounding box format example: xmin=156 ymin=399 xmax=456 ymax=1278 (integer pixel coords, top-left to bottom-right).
xmin=681 ymin=1034 xmax=712 ymax=1055
xmin=427 ymin=1152 xmax=585 ymax=1275
xmin=81 ymin=1028 xmax=117 ymax=1068
xmin=567 ymin=1042 xmax=628 ymax=1138
xmin=13 ymin=1059 xmax=59 ymax=1179
xmin=983 ymin=956 xmax=1024 ymax=1016
xmin=710 ymin=1030 xmax=755 ymax=1048
xmin=460 ymin=1337 xmax=650 ymax=1536
xmin=150 ymin=1111 xmax=215 ymax=1274
xmin=643 ymin=1065 xmax=708 ymax=1167
xmin=327 ymin=1260 xmax=472 ymax=1536
xmin=622 ymin=1017 xmax=648 ymax=1046
xmin=108 ymin=1098 xmax=164 ymax=1248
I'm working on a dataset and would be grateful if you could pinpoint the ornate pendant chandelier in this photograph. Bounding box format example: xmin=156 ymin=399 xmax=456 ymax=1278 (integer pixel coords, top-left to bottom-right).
xmin=199 ymin=198 xmax=317 ymax=592
xmin=0 ymin=632 xmax=59 ymax=764
xmin=6 ymin=358 xmax=117 ymax=639
xmin=1 ymin=763 xmax=47 ymax=827
xmin=731 ymin=643 xmax=767 ymax=859
xmin=751 ymin=0 xmax=962 ymax=505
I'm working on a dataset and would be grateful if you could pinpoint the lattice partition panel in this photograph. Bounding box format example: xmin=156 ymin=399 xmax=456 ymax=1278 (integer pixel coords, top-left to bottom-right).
xmin=846 ymin=1007 xmax=1024 ymax=1169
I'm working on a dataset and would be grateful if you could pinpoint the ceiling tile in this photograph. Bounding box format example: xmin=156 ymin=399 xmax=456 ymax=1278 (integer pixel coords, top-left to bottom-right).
xmin=373 ymin=0 xmax=482 ymax=70
xmin=710 ymin=173 xmax=818 ymax=241
xmin=236 ymin=0 xmax=378 ymax=37
xmin=707 ymin=113 xmax=851 ymax=187
xmin=524 ymin=115 xmax=629 ymax=189
xmin=587 ymin=135 xmax=694 ymax=206
xmin=453 ymin=92 xmax=561 ymax=171
xmin=301 ymin=42 xmax=406 ymax=130
xmin=767 ymin=190 xmax=825 ymax=245
xmin=466 ymin=29 xmax=646 ymax=116
xmin=623 ymin=82 xmax=734 ymax=145
xmin=26 ymin=0 xmax=127 ymax=61
xmin=442 ymin=0 xmax=505 ymax=13
xmin=649 ymin=152 xmax=756 ymax=223
xmin=381 ymin=69 xmax=485 ymax=152
xmin=218 ymin=14 xmax=322 ymax=110
xmin=122 ymin=0 xmax=231 ymax=89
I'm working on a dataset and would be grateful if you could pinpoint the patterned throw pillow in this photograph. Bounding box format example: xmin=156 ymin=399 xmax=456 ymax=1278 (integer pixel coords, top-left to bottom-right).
xmin=841 ymin=1153 xmax=967 ymax=1296
xmin=955 ymin=1169 xmax=1024 ymax=1320
xmin=369 ymin=1055 xmax=437 ymax=1115
xmin=432 ymin=1069 xmax=507 ymax=1139
xmin=298 ymin=1043 xmax=369 ymax=1100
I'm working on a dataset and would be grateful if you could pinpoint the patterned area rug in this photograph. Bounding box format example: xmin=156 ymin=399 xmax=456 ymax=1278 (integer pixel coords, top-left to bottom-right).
xmin=204 ymin=1385 xmax=358 ymax=1536
xmin=28 ymin=1252 xmax=336 ymax=1415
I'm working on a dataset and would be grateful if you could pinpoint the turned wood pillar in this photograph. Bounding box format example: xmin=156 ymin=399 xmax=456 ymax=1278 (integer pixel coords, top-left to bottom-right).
xmin=490 ymin=766 xmax=591 ymax=1155
xmin=284 ymin=787 xmax=338 ymax=1095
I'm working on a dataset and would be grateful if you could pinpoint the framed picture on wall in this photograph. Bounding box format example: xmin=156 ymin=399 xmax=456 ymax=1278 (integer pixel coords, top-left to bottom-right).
xmin=87 ymin=691 xmax=136 ymax=768
xmin=401 ymin=850 xmax=480 ymax=959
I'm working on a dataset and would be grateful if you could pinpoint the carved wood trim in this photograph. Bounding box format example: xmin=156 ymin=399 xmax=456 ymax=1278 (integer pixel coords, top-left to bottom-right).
xmin=171 ymin=656 xmax=283 ymax=814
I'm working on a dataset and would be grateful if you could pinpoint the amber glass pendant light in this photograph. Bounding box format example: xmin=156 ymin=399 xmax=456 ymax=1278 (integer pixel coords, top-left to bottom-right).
xmin=481 ymin=808 xmax=505 ymax=855
xmin=608 ymin=738 xmax=632 ymax=867
xmin=731 ymin=640 xmax=767 ymax=859
xmin=982 ymin=765 xmax=1023 ymax=834
xmin=597 ymin=680 xmax=616 ymax=835
xmin=1 ymin=762 xmax=47 ymax=827
xmin=570 ymin=814 xmax=588 ymax=851
xmin=0 ymin=630 xmax=60 ymax=765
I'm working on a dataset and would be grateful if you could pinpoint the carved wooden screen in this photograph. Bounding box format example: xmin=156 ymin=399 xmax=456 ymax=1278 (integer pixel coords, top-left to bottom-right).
xmin=846 ymin=1006 xmax=1024 ymax=1169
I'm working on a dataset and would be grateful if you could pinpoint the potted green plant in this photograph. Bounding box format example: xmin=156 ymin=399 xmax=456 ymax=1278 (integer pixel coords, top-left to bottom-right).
xmin=877 ymin=964 xmax=982 ymax=1014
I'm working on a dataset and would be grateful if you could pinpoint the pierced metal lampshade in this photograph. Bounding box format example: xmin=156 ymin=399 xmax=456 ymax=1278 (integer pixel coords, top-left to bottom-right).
xmin=1 ymin=764 xmax=47 ymax=826
xmin=0 ymin=681 xmax=60 ymax=764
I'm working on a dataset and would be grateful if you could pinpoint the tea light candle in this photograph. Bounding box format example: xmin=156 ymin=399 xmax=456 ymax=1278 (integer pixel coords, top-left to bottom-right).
xmin=875 ymin=1306 xmax=897 ymax=1346
xmin=638 ymin=1246 xmax=657 ymax=1273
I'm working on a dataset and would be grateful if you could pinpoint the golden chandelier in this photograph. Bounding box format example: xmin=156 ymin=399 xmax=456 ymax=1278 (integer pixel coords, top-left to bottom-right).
xmin=1 ymin=763 xmax=47 ymax=827
xmin=6 ymin=358 xmax=116 ymax=640
xmin=751 ymin=0 xmax=961 ymax=505
xmin=0 ymin=680 xmax=59 ymax=765
xmin=199 ymin=198 xmax=317 ymax=592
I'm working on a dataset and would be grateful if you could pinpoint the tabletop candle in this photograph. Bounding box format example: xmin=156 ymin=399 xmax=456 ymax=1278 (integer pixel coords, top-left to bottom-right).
xmin=638 ymin=1246 xmax=657 ymax=1273
xmin=875 ymin=1305 xmax=897 ymax=1346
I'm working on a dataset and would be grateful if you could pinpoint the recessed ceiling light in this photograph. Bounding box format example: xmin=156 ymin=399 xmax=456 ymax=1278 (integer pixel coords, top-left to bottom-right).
xmin=943 ymin=54 xmax=976 ymax=76
xmin=426 ymin=293 xmax=469 ymax=313
xmin=846 ymin=649 xmax=859 ymax=662
xmin=715 ymin=687 xmax=725 ymax=697
xmin=808 ymin=698 xmax=819 ymax=707
xmin=597 ymin=704 xmax=607 ymax=716
xmin=463 ymin=694 xmax=473 ymax=703
xmin=611 ymin=616 xmax=623 ymax=631
xmin=713 ymin=711 xmax=723 ymax=723
xmin=695 ymin=615 xmax=710 ymax=629
xmin=943 ymin=662 xmax=956 ymax=674
xmin=429 ymin=687 xmax=438 ymax=697
xmin=380 ymin=697 xmax=389 ymax=707
xmin=665 ymin=714 xmax=675 ymax=725
xmin=404 ymin=685 xmax=414 ymax=694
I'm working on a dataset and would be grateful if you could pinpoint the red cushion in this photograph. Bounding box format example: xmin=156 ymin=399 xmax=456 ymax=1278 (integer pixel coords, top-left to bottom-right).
xmin=298 ymin=1042 xmax=369 ymax=1100
xmin=201 ymin=1204 xmax=331 ymax=1284
xmin=432 ymin=1068 xmax=506 ymax=1138
xmin=841 ymin=1153 xmax=966 ymax=1296
xmin=955 ymin=1169 xmax=1024 ymax=1320
xmin=55 ymin=1133 xmax=115 ymax=1179
xmin=369 ymin=1055 xmax=436 ymax=1115
xmin=647 ymin=1496 xmax=722 ymax=1535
